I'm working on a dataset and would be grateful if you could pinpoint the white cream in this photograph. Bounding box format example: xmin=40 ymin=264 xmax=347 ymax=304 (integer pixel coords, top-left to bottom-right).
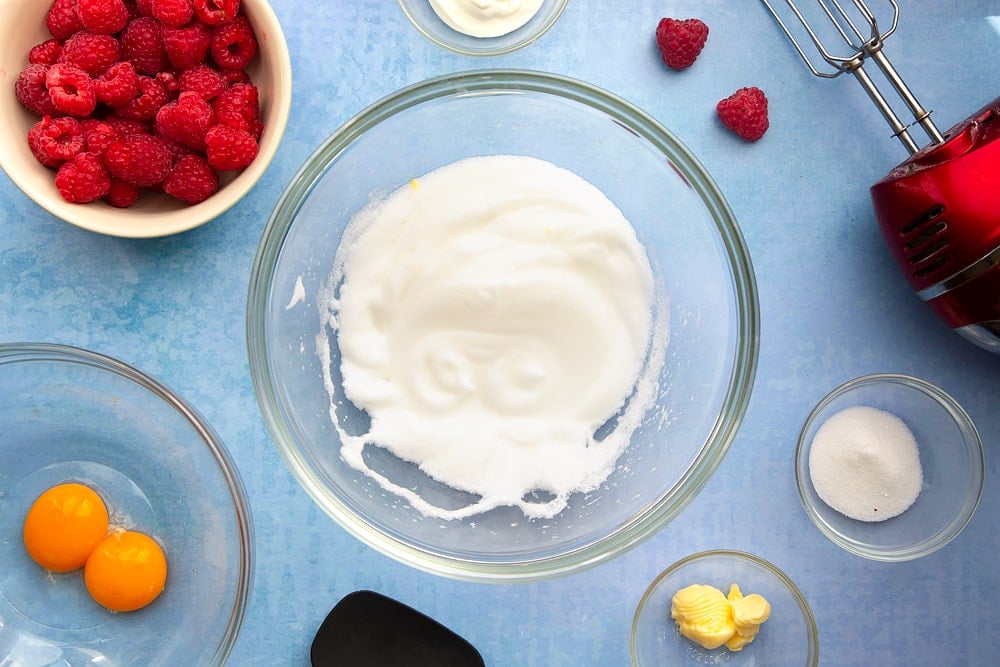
xmin=317 ymin=155 xmax=667 ymax=520
xmin=429 ymin=0 xmax=545 ymax=38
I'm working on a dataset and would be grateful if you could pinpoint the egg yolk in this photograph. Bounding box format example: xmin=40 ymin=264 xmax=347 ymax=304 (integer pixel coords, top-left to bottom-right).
xmin=84 ymin=530 xmax=168 ymax=612
xmin=23 ymin=483 xmax=110 ymax=572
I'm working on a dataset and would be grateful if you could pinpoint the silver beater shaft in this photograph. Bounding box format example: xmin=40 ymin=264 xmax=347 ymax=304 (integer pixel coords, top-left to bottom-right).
xmin=760 ymin=0 xmax=944 ymax=154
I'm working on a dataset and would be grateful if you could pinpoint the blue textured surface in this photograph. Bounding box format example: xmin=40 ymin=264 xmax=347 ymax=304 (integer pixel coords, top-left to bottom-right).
xmin=2 ymin=2 xmax=999 ymax=665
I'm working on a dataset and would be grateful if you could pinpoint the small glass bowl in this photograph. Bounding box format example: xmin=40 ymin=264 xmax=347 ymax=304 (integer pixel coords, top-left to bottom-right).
xmin=631 ymin=550 xmax=819 ymax=666
xmin=796 ymin=374 xmax=984 ymax=561
xmin=398 ymin=0 xmax=568 ymax=56
xmin=0 ymin=343 xmax=253 ymax=665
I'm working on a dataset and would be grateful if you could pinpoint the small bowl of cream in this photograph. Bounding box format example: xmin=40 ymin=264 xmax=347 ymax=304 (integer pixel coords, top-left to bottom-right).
xmin=631 ymin=550 xmax=819 ymax=666
xmin=795 ymin=374 xmax=984 ymax=561
xmin=398 ymin=0 xmax=569 ymax=56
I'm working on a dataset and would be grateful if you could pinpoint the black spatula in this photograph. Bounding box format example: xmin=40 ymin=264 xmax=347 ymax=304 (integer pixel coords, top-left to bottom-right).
xmin=310 ymin=590 xmax=486 ymax=667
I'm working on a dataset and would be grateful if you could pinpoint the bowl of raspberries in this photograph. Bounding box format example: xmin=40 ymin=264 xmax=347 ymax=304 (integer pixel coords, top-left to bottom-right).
xmin=0 ymin=0 xmax=291 ymax=237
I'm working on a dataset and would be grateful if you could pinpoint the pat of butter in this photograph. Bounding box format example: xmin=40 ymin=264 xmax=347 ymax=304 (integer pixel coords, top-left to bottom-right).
xmin=670 ymin=582 xmax=771 ymax=652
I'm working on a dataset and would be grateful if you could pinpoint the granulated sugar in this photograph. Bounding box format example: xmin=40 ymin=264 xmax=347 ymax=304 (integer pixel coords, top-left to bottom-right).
xmin=808 ymin=405 xmax=923 ymax=522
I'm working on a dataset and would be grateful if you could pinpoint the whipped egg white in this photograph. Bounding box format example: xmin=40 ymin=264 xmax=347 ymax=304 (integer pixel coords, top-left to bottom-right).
xmin=317 ymin=155 xmax=668 ymax=519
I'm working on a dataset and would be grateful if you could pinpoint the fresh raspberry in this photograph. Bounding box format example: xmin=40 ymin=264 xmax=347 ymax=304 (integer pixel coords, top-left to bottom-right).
xmin=102 ymin=132 xmax=173 ymax=186
xmin=78 ymin=0 xmax=130 ymax=35
xmin=151 ymin=0 xmax=194 ymax=27
xmin=178 ymin=64 xmax=227 ymax=100
xmin=162 ymin=22 xmax=212 ymax=70
xmin=29 ymin=39 xmax=63 ymax=66
xmin=46 ymin=63 xmax=98 ymax=117
xmin=193 ymin=0 xmax=240 ymax=26
xmin=164 ymin=154 xmax=218 ymax=203
xmin=115 ymin=75 xmax=168 ymax=120
xmin=81 ymin=119 xmax=117 ymax=155
xmin=212 ymin=82 xmax=261 ymax=138
xmin=716 ymin=87 xmax=770 ymax=142
xmin=219 ymin=67 xmax=250 ymax=85
xmin=55 ymin=152 xmax=111 ymax=202
xmin=59 ymin=31 xmax=121 ymax=76
xmin=155 ymin=132 xmax=196 ymax=161
xmin=103 ymin=116 xmax=150 ymax=136
xmin=120 ymin=16 xmax=167 ymax=74
xmin=155 ymin=91 xmax=214 ymax=150
xmin=210 ymin=16 xmax=256 ymax=70
xmin=655 ymin=18 xmax=709 ymax=71
xmin=27 ymin=116 xmax=86 ymax=167
xmin=95 ymin=61 xmax=140 ymax=107
xmin=15 ymin=65 xmax=59 ymax=116
xmin=204 ymin=123 xmax=256 ymax=170
xmin=105 ymin=177 xmax=142 ymax=207
xmin=136 ymin=0 xmax=154 ymax=16
xmin=47 ymin=0 xmax=84 ymax=41
xmin=155 ymin=69 xmax=180 ymax=95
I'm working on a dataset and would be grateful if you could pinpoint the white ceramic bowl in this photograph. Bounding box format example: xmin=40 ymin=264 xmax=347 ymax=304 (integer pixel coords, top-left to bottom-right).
xmin=248 ymin=70 xmax=759 ymax=582
xmin=796 ymin=373 xmax=984 ymax=561
xmin=398 ymin=0 xmax=568 ymax=56
xmin=0 ymin=0 xmax=292 ymax=238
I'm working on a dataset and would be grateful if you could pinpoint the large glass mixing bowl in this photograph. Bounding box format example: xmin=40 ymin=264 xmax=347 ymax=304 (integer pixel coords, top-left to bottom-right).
xmin=247 ymin=70 xmax=759 ymax=582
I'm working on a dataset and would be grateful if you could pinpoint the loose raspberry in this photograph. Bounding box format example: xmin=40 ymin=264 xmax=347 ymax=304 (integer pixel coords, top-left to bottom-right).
xmin=716 ymin=87 xmax=770 ymax=142
xmin=29 ymin=40 xmax=63 ymax=66
xmin=151 ymin=0 xmax=194 ymax=27
xmin=178 ymin=64 xmax=227 ymax=100
xmin=46 ymin=63 xmax=98 ymax=117
xmin=164 ymin=154 xmax=218 ymax=203
xmin=154 ymin=132 xmax=196 ymax=161
xmin=102 ymin=133 xmax=173 ymax=186
xmin=15 ymin=64 xmax=59 ymax=116
xmin=193 ymin=0 xmax=240 ymax=26
xmin=212 ymin=82 xmax=261 ymax=138
xmin=95 ymin=61 xmax=140 ymax=107
xmin=204 ymin=123 xmax=256 ymax=170
xmin=655 ymin=18 xmax=709 ymax=71
xmin=136 ymin=0 xmax=154 ymax=16
xmin=55 ymin=152 xmax=111 ymax=203
xmin=78 ymin=0 xmax=130 ymax=35
xmin=105 ymin=177 xmax=142 ymax=207
xmin=162 ymin=22 xmax=212 ymax=70
xmin=27 ymin=116 xmax=86 ymax=167
xmin=115 ymin=75 xmax=168 ymax=121
xmin=210 ymin=16 xmax=256 ymax=70
xmin=59 ymin=31 xmax=121 ymax=76
xmin=47 ymin=0 xmax=84 ymax=41
xmin=81 ymin=119 xmax=117 ymax=155
xmin=120 ymin=16 xmax=167 ymax=75
xmin=156 ymin=91 xmax=215 ymax=150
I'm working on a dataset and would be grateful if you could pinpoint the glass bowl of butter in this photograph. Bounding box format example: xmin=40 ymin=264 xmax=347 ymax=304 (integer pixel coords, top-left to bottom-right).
xmin=398 ymin=0 xmax=569 ymax=56
xmin=247 ymin=70 xmax=759 ymax=582
xmin=631 ymin=550 xmax=819 ymax=666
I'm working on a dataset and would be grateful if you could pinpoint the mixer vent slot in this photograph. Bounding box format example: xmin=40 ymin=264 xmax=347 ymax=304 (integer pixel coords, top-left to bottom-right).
xmin=902 ymin=205 xmax=951 ymax=279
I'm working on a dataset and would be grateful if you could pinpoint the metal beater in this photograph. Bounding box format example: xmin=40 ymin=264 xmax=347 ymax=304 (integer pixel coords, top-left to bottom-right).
xmin=761 ymin=0 xmax=1000 ymax=353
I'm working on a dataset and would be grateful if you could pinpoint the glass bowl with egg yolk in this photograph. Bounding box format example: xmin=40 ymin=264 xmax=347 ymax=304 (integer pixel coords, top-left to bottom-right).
xmin=631 ymin=550 xmax=819 ymax=666
xmin=249 ymin=70 xmax=759 ymax=582
xmin=0 ymin=343 xmax=253 ymax=665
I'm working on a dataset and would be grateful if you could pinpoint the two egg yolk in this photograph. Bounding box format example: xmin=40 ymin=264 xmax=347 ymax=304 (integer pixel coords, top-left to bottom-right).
xmin=22 ymin=483 xmax=167 ymax=612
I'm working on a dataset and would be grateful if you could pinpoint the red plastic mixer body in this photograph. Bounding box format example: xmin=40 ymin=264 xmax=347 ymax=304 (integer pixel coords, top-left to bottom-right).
xmin=870 ymin=96 xmax=1000 ymax=351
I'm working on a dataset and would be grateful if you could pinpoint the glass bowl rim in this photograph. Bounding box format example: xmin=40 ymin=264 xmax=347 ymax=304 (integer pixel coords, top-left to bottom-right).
xmin=0 ymin=341 xmax=255 ymax=664
xmin=794 ymin=372 xmax=985 ymax=562
xmin=396 ymin=0 xmax=570 ymax=57
xmin=629 ymin=548 xmax=820 ymax=666
xmin=246 ymin=68 xmax=760 ymax=582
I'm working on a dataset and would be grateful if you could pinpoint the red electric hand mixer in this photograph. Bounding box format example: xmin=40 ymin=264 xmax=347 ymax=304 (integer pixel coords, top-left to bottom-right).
xmin=761 ymin=0 xmax=1000 ymax=352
